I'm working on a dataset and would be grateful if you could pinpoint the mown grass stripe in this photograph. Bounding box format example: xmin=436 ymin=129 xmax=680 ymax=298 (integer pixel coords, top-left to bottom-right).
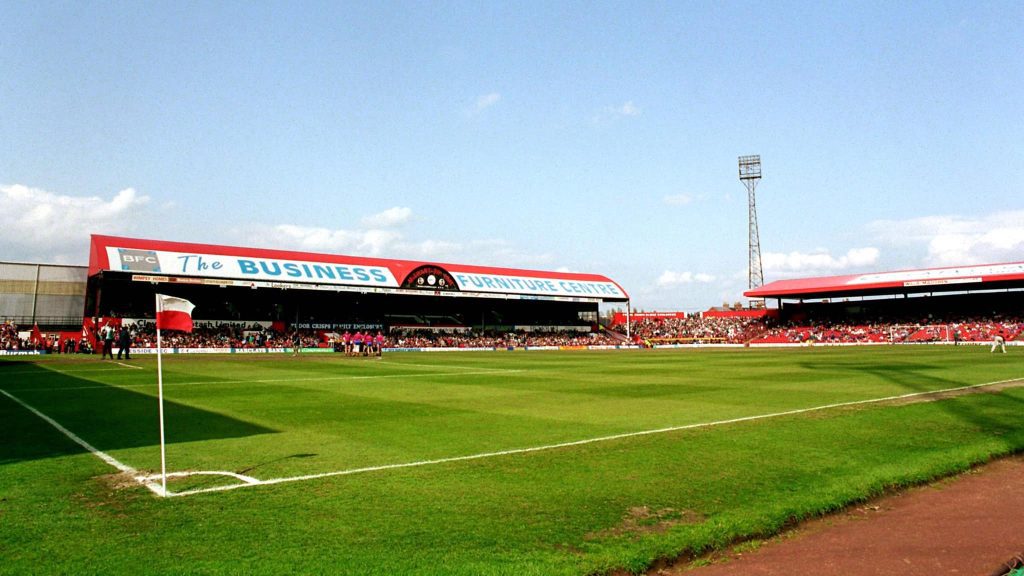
xmin=13 ymin=369 xmax=526 ymax=392
xmin=166 ymin=376 xmax=1022 ymax=497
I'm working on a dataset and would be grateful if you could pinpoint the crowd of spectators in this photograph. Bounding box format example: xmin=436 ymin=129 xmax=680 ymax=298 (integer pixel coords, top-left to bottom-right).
xmin=617 ymin=316 xmax=769 ymax=344
xmin=120 ymin=314 xmax=1022 ymax=349
xmin=945 ymin=317 xmax=1024 ymax=343
xmin=388 ymin=329 xmax=621 ymax=349
xmin=83 ymin=323 xmax=623 ymax=351
xmin=127 ymin=321 xmax=321 ymax=349
xmin=611 ymin=313 xmax=1024 ymax=346
xmin=1 ymin=321 xmax=93 ymax=353
xmin=7 ymin=321 xmax=627 ymax=353
xmin=750 ymin=323 xmax=889 ymax=344
xmin=5 ymin=314 xmax=1023 ymax=354
xmin=746 ymin=315 xmax=1024 ymax=344
xmin=512 ymin=331 xmax=621 ymax=347
xmin=1 ymin=321 xmax=21 ymax=350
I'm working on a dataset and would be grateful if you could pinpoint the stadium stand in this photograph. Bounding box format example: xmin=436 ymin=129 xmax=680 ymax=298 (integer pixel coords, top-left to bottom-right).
xmin=6 ymin=238 xmax=1024 ymax=354
xmin=609 ymin=311 xmax=1024 ymax=346
xmin=745 ymin=315 xmax=1023 ymax=345
xmin=616 ymin=315 xmax=768 ymax=344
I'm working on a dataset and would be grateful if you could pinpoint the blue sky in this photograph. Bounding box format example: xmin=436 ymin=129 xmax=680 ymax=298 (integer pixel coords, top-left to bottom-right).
xmin=2 ymin=1 xmax=1023 ymax=310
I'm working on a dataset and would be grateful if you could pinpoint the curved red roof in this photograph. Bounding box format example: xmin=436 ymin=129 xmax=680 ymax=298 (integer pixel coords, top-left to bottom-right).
xmin=89 ymin=234 xmax=629 ymax=302
xmin=745 ymin=261 xmax=1024 ymax=300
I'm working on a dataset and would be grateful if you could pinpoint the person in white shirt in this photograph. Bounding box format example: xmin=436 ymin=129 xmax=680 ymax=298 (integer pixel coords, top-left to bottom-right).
xmin=991 ymin=335 xmax=1007 ymax=353
xmin=99 ymin=324 xmax=115 ymax=359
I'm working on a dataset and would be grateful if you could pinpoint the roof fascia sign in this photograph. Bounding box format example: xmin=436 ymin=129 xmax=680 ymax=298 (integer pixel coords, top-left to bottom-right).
xmin=99 ymin=243 xmax=627 ymax=301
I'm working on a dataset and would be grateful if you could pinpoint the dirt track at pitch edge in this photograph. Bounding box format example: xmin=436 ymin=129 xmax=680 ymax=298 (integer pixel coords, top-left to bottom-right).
xmin=667 ymin=454 xmax=1024 ymax=576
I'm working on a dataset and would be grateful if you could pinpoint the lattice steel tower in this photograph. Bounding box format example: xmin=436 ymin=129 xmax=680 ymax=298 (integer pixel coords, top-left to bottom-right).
xmin=738 ymin=155 xmax=764 ymax=290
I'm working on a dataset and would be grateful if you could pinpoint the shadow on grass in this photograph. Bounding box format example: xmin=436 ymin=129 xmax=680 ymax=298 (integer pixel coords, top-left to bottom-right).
xmin=236 ymin=452 xmax=317 ymax=476
xmin=0 ymin=360 xmax=276 ymax=466
xmin=797 ymin=352 xmax=1024 ymax=441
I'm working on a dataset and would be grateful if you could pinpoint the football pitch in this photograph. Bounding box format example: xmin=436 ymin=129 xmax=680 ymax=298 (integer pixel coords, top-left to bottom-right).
xmin=3 ymin=347 xmax=1023 ymax=575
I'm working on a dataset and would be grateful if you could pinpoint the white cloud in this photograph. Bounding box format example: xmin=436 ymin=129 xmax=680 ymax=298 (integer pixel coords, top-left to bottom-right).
xmin=234 ymin=208 xmax=559 ymax=268
xmin=361 ymin=206 xmax=412 ymax=228
xmin=394 ymin=238 xmax=554 ymax=269
xmin=663 ymin=193 xmax=692 ymax=206
xmin=396 ymin=239 xmax=462 ymax=261
xmin=473 ymin=92 xmax=501 ymax=113
xmin=868 ymin=211 xmax=1024 ymax=266
xmin=237 ymin=206 xmax=418 ymax=257
xmin=0 ymin=184 xmax=150 ymax=263
xmin=593 ymin=101 xmax=642 ymax=123
xmin=239 ymin=224 xmax=399 ymax=257
xmin=461 ymin=239 xmax=555 ymax=268
xmin=616 ymin=101 xmax=641 ymax=116
xmin=762 ymin=247 xmax=880 ymax=276
xmin=624 ymin=272 xmax=728 ymax=312
xmin=656 ymin=270 xmax=716 ymax=287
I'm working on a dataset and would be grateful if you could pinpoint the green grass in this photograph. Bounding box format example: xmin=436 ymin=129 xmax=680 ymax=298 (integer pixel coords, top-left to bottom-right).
xmin=2 ymin=346 xmax=1023 ymax=575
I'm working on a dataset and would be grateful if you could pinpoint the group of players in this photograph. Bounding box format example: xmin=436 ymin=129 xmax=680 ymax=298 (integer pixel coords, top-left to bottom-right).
xmin=335 ymin=330 xmax=386 ymax=357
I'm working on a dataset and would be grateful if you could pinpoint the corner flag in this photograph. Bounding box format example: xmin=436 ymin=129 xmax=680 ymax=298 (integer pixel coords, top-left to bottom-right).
xmin=154 ymin=293 xmax=196 ymax=496
xmin=156 ymin=295 xmax=195 ymax=332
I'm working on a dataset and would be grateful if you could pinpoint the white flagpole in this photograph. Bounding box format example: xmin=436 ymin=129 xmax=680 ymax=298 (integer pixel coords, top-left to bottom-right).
xmin=156 ymin=294 xmax=168 ymax=496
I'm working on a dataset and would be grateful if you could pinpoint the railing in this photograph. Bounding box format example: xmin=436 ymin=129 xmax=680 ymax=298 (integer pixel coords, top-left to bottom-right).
xmin=0 ymin=316 xmax=83 ymax=329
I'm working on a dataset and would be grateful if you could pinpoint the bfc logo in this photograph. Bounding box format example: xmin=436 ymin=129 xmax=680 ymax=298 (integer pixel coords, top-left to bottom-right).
xmin=118 ymin=249 xmax=161 ymax=272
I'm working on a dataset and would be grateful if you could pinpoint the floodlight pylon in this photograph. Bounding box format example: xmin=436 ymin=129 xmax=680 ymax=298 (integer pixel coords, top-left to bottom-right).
xmin=738 ymin=155 xmax=764 ymax=290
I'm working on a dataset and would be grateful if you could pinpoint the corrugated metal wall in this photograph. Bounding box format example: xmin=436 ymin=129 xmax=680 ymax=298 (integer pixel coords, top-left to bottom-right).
xmin=0 ymin=262 xmax=88 ymax=323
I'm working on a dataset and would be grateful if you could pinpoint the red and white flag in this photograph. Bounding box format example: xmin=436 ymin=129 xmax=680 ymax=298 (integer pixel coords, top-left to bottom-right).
xmin=156 ymin=294 xmax=195 ymax=332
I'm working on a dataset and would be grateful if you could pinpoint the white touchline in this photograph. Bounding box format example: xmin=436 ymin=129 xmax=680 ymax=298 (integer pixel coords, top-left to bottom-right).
xmin=0 ymin=388 xmax=167 ymax=497
xmin=165 ymin=376 xmax=1023 ymax=498
xmin=115 ymin=362 xmax=144 ymax=370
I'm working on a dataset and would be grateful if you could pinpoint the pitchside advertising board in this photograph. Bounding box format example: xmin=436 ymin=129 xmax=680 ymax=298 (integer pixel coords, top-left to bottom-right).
xmin=107 ymin=247 xmax=626 ymax=300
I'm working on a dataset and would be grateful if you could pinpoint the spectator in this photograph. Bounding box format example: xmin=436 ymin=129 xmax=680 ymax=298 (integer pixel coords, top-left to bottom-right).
xmin=117 ymin=325 xmax=132 ymax=360
xmin=100 ymin=323 xmax=116 ymax=359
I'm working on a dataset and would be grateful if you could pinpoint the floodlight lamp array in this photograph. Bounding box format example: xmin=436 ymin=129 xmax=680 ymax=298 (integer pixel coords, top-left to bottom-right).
xmin=738 ymin=155 xmax=762 ymax=180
